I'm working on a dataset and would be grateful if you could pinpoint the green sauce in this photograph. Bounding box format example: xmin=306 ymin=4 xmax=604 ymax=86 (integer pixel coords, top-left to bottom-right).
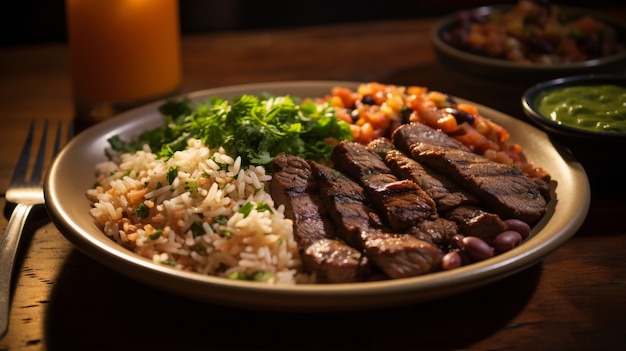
xmin=535 ymin=84 xmax=626 ymax=133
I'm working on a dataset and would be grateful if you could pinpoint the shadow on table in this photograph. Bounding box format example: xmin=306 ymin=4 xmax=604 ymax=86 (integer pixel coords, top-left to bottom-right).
xmin=2 ymin=204 xmax=52 ymax=303
xmin=44 ymin=248 xmax=541 ymax=351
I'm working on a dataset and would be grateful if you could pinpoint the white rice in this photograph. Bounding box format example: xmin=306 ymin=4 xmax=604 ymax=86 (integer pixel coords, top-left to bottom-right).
xmin=86 ymin=138 xmax=305 ymax=284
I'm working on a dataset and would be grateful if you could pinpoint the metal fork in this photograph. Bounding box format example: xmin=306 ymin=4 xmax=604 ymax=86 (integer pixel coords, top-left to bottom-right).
xmin=0 ymin=119 xmax=72 ymax=338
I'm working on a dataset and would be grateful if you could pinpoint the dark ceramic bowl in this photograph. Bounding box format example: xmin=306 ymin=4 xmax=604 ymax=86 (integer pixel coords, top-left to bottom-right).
xmin=521 ymin=74 xmax=626 ymax=143
xmin=431 ymin=5 xmax=626 ymax=83
xmin=521 ymin=74 xmax=626 ymax=188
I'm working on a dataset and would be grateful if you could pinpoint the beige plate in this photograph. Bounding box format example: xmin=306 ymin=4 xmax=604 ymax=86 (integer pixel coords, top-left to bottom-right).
xmin=44 ymin=81 xmax=590 ymax=312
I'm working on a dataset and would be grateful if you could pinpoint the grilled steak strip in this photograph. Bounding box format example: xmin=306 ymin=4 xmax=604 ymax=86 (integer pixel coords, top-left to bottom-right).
xmin=409 ymin=140 xmax=550 ymax=224
xmin=392 ymin=122 xmax=470 ymax=155
xmin=331 ymin=140 xmax=437 ymax=232
xmin=270 ymin=154 xmax=330 ymax=248
xmin=303 ymin=239 xmax=371 ymax=283
xmin=369 ymin=137 xmax=460 ymax=246
xmin=371 ymin=137 xmax=479 ymax=212
xmin=309 ymin=161 xmax=441 ymax=279
xmin=307 ymin=160 xmax=385 ymax=248
xmin=270 ymin=154 xmax=370 ymax=283
xmin=391 ymin=122 xmax=550 ymax=224
xmin=443 ymin=205 xmax=508 ymax=244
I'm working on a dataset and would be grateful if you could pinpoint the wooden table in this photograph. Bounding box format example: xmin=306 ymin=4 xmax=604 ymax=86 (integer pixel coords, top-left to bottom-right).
xmin=2 ymin=9 xmax=626 ymax=350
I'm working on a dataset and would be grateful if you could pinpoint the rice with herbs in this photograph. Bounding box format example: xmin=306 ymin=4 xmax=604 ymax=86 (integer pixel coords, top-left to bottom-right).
xmin=86 ymin=138 xmax=304 ymax=284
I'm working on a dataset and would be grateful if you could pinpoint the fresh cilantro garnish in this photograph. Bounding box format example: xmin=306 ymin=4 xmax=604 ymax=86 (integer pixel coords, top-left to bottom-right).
xmin=149 ymin=229 xmax=163 ymax=240
xmin=107 ymin=93 xmax=353 ymax=167
xmin=189 ymin=220 xmax=205 ymax=237
xmin=166 ymin=166 xmax=178 ymax=184
xmin=135 ymin=203 xmax=149 ymax=218
xmin=237 ymin=202 xmax=254 ymax=217
xmin=228 ymin=270 xmax=273 ymax=281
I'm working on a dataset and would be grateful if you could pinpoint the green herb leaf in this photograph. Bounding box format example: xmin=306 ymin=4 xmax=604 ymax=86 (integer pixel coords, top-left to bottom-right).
xmin=190 ymin=221 xmax=205 ymax=237
xmin=149 ymin=229 xmax=163 ymax=240
xmin=238 ymin=202 xmax=254 ymax=217
xmin=106 ymin=92 xmax=353 ymax=167
xmin=166 ymin=166 xmax=178 ymax=184
xmin=135 ymin=203 xmax=149 ymax=218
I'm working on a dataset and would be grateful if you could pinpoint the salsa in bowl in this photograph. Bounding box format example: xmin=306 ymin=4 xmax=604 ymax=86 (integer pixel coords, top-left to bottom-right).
xmin=431 ymin=1 xmax=626 ymax=82
xmin=522 ymin=74 xmax=626 ymax=142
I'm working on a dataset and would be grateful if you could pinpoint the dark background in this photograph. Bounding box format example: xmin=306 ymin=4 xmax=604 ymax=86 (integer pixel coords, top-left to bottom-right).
xmin=1 ymin=0 xmax=624 ymax=47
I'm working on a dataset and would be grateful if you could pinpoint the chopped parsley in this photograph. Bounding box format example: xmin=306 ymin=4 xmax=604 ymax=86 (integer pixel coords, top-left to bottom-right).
xmin=237 ymin=201 xmax=274 ymax=218
xmin=106 ymin=93 xmax=353 ymax=167
xmin=135 ymin=203 xmax=149 ymax=218
xmin=189 ymin=220 xmax=205 ymax=237
xmin=238 ymin=202 xmax=254 ymax=217
xmin=214 ymin=215 xmax=229 ymax=224
xmin=166 ymin=166 xmax=178 ymax=184
xmin=149 ymin=229 xmax=164 ymax=240
xmin=228 ymin=270 xmax=274 ymax=281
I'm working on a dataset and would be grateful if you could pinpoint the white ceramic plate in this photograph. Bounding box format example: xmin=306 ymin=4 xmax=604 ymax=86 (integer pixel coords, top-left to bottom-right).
xmin=44 ymin=81 xmax=590 ymax=312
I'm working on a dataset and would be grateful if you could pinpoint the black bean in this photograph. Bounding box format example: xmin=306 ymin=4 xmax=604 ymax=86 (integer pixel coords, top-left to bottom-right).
xmin=492 ymin=231 xmax=523 ymax=253
xmin=444 ymin=107 xmax=475 ymax=125
xmin=350 ymin=109 xmax=360 ymax=123
xmin=528 ymin=36 xmax=554 ymax=54
xmin=361 ymin=95 xmax=376 ymax=105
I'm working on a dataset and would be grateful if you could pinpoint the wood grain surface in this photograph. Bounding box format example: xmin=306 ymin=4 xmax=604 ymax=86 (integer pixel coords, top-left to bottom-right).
xmin=1 ymin=7 xmax=626 ymax=350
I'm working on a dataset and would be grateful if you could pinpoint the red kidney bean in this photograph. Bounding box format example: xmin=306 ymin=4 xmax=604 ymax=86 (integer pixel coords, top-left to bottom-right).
xmin=492 ymin=230 xmax=523 ymax=253
xmin=504 ymin=219 xmax=531 ymax=239
xmin=441 ymin=251 xmax=463 ymax=270
xmin=450 ymin=234 xmax=465 ymax=250
xmin=462 ymin=236 xmax=494 ymax=262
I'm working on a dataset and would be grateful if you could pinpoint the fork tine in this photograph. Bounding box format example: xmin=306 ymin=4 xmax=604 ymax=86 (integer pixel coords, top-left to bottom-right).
xmin=29 ymin=120 xmax=48 ymax=184
xmin=52 ymin=121 xmax=62 ymax=156
xmin=10 ymin=120 xmax=36 ymax=185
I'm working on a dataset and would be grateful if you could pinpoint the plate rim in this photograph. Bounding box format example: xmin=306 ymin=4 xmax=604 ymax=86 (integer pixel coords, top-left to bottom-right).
xmin=44 ymin=80 xmax=591 ymax=311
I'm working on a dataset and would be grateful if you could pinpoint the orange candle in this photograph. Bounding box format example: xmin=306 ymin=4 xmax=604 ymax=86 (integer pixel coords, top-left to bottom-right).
xmin=66 ymin=0 xmax=182 ymax=125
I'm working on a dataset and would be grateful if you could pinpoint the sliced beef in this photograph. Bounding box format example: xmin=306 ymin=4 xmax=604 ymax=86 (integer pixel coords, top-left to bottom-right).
xmin=309 ymin=160 xmax=440 ymax=278
xmin=384 ymin=147 xmax=479 ymax=212
xmin=369 ymin=137 xmax=460 ymax=247
xmin=392 ymin=122 xmax=470 ymax=155
xmin=409 ymin=141 xmax=550 ymax=224
xmin=391 ymin=122 xmax=550 ymax=225
xmin=270 ymin=154 xmax=369 ymax=283
xmin=444 ymin=205 xmax=508 ymax=244
xmin=270 ymin=154 xmax=330 ymax=248
xmin=360 ymin=231 xmax=441 ymax=279
xmin=303 ymin=238 xmax=371 ymax=283
xmin=407 ymin=217 xmax=459 ymax=247
xmin=308 ymin=160 xmax=385 ymax=248
xmin=331 ymin=140 xmax=437 ymax=231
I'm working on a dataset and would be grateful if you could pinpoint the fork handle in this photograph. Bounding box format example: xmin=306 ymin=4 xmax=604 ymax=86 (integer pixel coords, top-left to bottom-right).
xmin=0 ymin=203 xmax=35 ymax=338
